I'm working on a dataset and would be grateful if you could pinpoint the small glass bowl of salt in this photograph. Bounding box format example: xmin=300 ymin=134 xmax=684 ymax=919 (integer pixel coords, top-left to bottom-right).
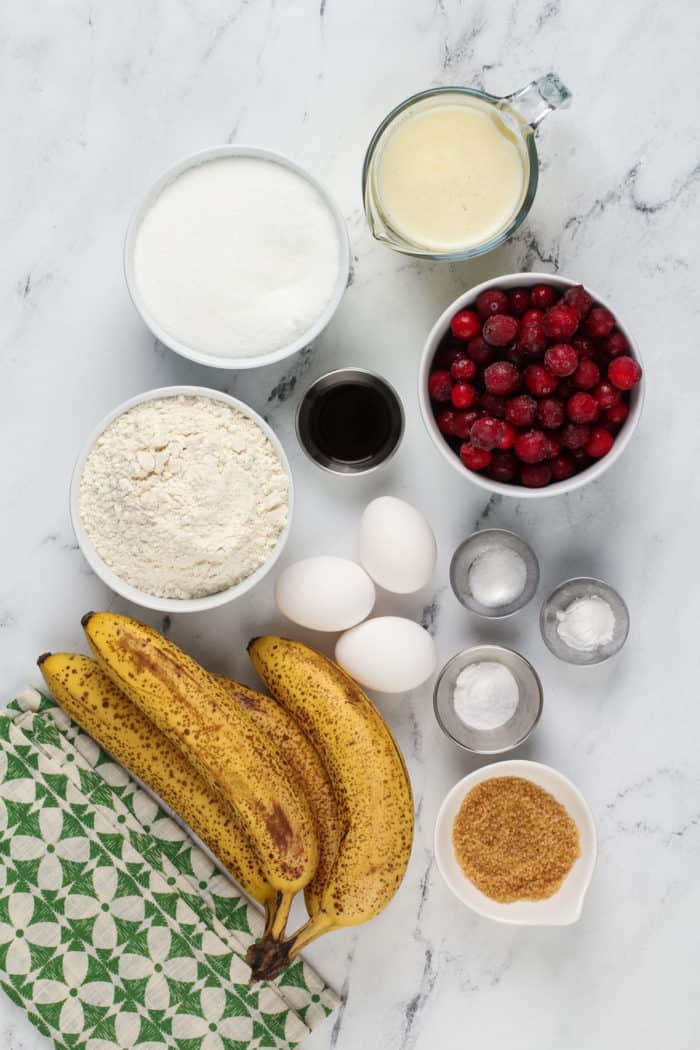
xmin=434 ymin=645 xmax=543 ymax=754
xmin=540 ymin=577 xmax=630 ymax=665
xmin=450 ymin=529 xmax=539 ymax=617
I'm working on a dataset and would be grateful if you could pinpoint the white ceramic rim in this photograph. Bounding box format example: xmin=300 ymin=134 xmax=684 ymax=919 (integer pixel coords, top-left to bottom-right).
xmin=418 ymin=272 xmax=646 ymax=498
xmin=434 ymin=759 xmax=598 ymax=926
xmin=69 ymin=385 xmax=294 ymax=613
xmin=124 ymin=145 xmax=351 ymax=370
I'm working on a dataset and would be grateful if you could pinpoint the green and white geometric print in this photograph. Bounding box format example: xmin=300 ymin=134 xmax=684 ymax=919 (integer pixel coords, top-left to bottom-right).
xmin=0 ymin=687 xmax=339 ymax=1050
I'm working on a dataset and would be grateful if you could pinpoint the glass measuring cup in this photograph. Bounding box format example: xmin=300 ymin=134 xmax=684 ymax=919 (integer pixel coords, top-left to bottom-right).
xmin=362 ymin=72 xmax=571 ymax=261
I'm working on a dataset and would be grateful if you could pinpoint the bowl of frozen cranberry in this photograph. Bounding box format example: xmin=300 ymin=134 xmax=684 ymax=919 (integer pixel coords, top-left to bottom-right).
xmin=418 ymin=274 xmax=644 ymax=496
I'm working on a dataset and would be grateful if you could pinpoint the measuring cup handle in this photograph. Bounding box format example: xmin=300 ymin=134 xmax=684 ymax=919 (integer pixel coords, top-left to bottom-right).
xmin=506 ymin=73 xmax=572 ymax=129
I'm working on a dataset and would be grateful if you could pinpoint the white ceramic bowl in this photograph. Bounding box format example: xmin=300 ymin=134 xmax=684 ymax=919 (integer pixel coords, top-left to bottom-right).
xmin=70 ymin=385 xmax=294 ymax=613
xmin=418 ymin=272 xmax=645 ymax=498
xmin=124 ymin=145 xmax=351 ymax=369
xmin=434 ymin=759 xmax=597 ymax=925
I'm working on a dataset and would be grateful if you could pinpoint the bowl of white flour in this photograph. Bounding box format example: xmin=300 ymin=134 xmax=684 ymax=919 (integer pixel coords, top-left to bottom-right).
xmin=70 ymin=386 xmax=293 ymax=612
xmin=124 ymin=146 xmax=350 ymax=368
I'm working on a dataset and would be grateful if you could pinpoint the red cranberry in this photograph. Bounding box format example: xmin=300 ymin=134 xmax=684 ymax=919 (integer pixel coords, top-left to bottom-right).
xmin=471 ymin=417 xmax=504 ymax=451
xmin=451 ymin=309 xmax=482 ymax=341
xmin=608 ymin=355 xmax=642 ymax=390
xmin=509 ymin=288 xmax=531 ymax=315
xmin=521 ymin=308 xmax=544 ymax=326
xmin=497 ymin=422 xmax=517 ymax=450
xmin=520 ymin=463 xmax=552 ymax=487
xmin=603 ymin=330 xmax=629 ymax=356
xmin=483 ymin=314 xmax=519 ymax=347
xmin=452 ymin=410 xmax=480 ymax=439
xmin=544 ymin=433 xmax=562 ymax=458
xmin=543 ymin=303 xmax=579 ymax=341
xmin=451 ymin=382 xmax=478 ymax=409
xmin=593 ymin=382 xmax=620 ymax=410
xmin=460 ymin=443 xmax=491 ymax=471
xmin=436 ymin=409 xmax=457 ymax=435
xmin=551 ymin=453 xmax=576 ymax=481
xmin=518 ymin=322 xmax=548 ymax=356
xmin=434 ymin=345 xmax=464 ymax=369
xmin=479 ymin=393 xmax=507 ymax=419
xmin=514 ymin=429 xmax=549 ymax=464
xmin=562 ymin=284 xmax=594 ymax=318
xmin=488 ymin=450 xmax=518 ymax=483
xmin=560 ymin=422 xmax=592 ymax=450
xmin=571 ymin=449 xmax=593 ymax=469
xmin=572 ymin=336 xmax=596 ymax=358
xmin=428 ymin=370 xmax=452 ymax=402
xmin=524 ymin=364 xmax=558 ymax=397
xmin=451 ymin=357 xmax=477 ymax=381
xmin=530 ymin=284 xmax=557 ymax=309
xmin=567 ymin=392 xmax=599 ymax=424
xmin=585 ymin=307 xmax=616 ymax=339
xmin=606 ymin=401 xmax=629 ymax=425
xmin=573 ymin=358 xmax=600 ymax=390
xmin=585 ymin=427 xmax=614 ymax=458
xmin=544 ymin=343 xmax=579 ymax=377
xmin=505 ymin=394 xmax=537 ymax=427
xmin=467 ymin=336 xmax=494 ymax=367
xmin=475 ymin=288 xmax=510 ymax=320
xmin=484 ymin=360 xmax=520 ymax=396
xmin=537 ymin=397 xmax=565 ymax=429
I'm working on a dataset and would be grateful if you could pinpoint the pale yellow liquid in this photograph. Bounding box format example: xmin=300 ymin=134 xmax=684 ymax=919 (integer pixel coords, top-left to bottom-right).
xmin=376 ymin=98 xmax=527 ymax=253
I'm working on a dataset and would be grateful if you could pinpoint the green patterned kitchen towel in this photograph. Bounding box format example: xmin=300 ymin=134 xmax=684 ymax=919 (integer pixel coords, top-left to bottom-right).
xmin=0 ymin=687 xmax=339 ymax=1050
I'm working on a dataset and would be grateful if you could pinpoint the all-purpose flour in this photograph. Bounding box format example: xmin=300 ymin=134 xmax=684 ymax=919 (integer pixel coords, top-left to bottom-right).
xmin=133 ymin=156 xmax=342 ymax=358
xmin=79 ymin=396 xmax=289 ymax=599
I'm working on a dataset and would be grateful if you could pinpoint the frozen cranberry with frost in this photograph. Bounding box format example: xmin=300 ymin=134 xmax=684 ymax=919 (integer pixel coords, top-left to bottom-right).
xmin=488 ymin=450 xmax=518 ymax=483
xmin=567 ymin=392 xmax=599 ymax=424
xmin=585 ymin=427 xmax=614 ymax=458
xmin=544 ymin=433 xmax=562 ymax=458
xmin=467 ymin=336 xmax=494 ymax=367
xmin=483 ymin=314 xmax=519 ymax=347
xmin=520 ymin=463 xmax=552 ymax=487
xmin=608 ymin=355 xmax=642 ymax=390
xmin=562 ymin=284 xmax=594 ymax=318
xmin=475 ymin=288 xmax=510 ymax=320
xmin=470 ymin=416 xmax=504 ymax=451
xmin=530 ymin=284 xmax=557 ymax=309
xmin=460 ymin=443 xmax=491 ymax=471
xmin=524 ymin=364 xmax=558 ymax=397
xmin=451 ymin=382 xmax=477 ymax=409
xmin=451 ymin=309 xmax=482 ymax=341
xmin=544 ymin=342 xmax=579 ymax=377
xmin=593 ymin=382 xmax=620 ymax=410
xmin=521 ymin=308 xmax=544 ymax=326
xmin=451 ymin=357 xmax=477 ymax=381
xmin=560 ymin=422 xmax=592 ymax=450
xmin=484 ymin=360 xmax=520 ymax=396
xmin=509 ymin=288 xmax=531 ymax=315
xmin=479 ymin=393 xmax=507 ymax=419
xmin=606 ymin=401 xmax=629 ymax=426
xmin=452 ymin=410 xmax=480 ymax=440
xmin=573 ymin=358 xmax=600 ymax=390
xmin=428 ymin=370 xmax=452 ymax=402
xmin=537 ymin=397 xmax=565 ymax=430
xmin=573 ymin=336 xmax=596 ymax=358
xmin=436 ymin=408 xmax=457 ymax=435
xmin=497 ymin=422 xmax=517 ymax=450
xmin=603 ymin=330 xmax=629 ymax=356
xmin=551 ymin=453 xmax=576 ymax=481
xmin=585 ymin=307 xmax=616 ymax=339
xmin=505 ymin=394 xmax=537 ymax=427
xmin=543 ymin=303 xmax=579 ymax=341
xmin=514 ymin=429 xmax=549 ymax=464
xmin=518 ymin=322 xmax=548 ymax=356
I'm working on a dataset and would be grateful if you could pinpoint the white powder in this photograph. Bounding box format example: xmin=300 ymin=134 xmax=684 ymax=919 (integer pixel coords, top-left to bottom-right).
xmin=453 ymin=662 xmax=519 ymax=731
xmin=556 ymin=595 xmax=615 ymax=652
xmin=79 ymin=396 xmax=289 ymax=599
xmin=468 ymin=546 xmax=527 ymax=608
xmin=133 ymin=156 xmax=342 ymax=358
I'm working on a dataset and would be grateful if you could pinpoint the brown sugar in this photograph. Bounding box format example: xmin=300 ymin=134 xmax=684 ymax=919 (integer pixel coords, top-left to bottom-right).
xmin=452 ymin=776 xmax=580 ymax=902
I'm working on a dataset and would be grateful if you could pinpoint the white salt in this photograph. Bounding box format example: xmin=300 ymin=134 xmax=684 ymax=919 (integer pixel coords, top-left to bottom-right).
xmin=452 ymin=662 xmax=519 ymax=731
xmin=468 ymin=546 xmax=527 ymax=608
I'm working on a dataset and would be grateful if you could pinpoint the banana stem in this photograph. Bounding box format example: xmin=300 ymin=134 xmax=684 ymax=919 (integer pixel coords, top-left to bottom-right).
xmin=262 ymin=890 xmax=294 ymax=942
xmin=247 ymin=912 xmax=336 ymax=983
xmin=285 ymin=912 xmax=335 ymax=961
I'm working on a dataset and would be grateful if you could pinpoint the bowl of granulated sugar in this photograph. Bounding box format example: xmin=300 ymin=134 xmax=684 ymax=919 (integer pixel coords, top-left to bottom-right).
xmin=125 ymin=146 xmax=350 ymax=369
xmin=70 ymin=386 xmax=293 ymax=612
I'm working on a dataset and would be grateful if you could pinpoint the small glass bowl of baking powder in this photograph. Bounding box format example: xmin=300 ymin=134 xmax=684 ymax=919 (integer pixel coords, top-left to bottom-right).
xmin=540 ymin=578 xmax=630 ymax=665
xmin=450 ymin=529 xmax=539 ymax=618
xmin=434 ymin=644 xmax=543 ymax=754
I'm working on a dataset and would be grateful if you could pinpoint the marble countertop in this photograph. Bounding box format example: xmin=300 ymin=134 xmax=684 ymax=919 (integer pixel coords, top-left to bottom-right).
xmin=2 ymin=2 xmax=699 ymax=1048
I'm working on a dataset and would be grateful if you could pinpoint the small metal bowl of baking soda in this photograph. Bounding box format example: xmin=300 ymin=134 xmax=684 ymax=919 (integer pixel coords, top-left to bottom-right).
xmin=449 ymin=529 xmax=539 ymax=618
xmin=540 ymin=577 xmax=630 ymax=665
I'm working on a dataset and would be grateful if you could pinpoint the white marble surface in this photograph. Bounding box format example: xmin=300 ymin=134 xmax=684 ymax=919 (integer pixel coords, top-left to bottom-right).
xmin=2 ymin=2 xmax=699 ymax=1048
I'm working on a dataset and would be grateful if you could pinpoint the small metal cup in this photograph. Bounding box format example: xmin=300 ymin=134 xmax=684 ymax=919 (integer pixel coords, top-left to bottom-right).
xmin=296 ymin=367 xmax=404 ymax=475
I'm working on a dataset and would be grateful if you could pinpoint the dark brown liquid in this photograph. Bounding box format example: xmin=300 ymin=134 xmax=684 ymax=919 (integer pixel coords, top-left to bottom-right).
xmin=309 ymin=382 xmax=393 ymax=463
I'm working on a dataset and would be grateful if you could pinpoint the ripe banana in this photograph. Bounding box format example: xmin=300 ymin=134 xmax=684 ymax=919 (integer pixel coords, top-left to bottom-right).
xmin=37 ymin=652 xmax=273 ymax=913
xmin=247 ymin=636 xmax=414 ymax=979
xmin=83 ymin=612 xmax=319 ymax=938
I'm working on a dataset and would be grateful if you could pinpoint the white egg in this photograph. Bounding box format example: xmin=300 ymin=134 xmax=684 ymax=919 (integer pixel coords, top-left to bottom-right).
xmin=275 ymin=556 xmax=375 ymax=632
xmin=335 ymin=616 xmax=436 ymax=693
xmin=359 ymin=496 xmax=437 ymax=594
